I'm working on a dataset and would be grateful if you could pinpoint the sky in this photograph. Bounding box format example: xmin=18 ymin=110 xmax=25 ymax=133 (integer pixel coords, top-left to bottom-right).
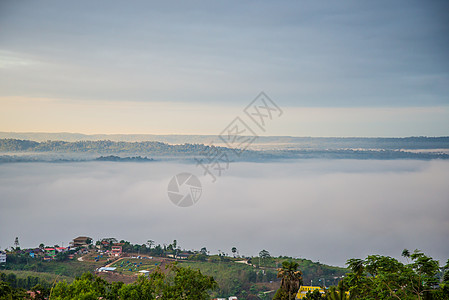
xmin=1 ymin=160 xmax=448 ymax=267
xmin=0 ymin=0 xmax=448 ymax=136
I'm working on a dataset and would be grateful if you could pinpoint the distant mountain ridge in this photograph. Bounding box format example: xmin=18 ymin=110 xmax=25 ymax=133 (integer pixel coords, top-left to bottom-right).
xmin=1 ymin=132 xmax=448 ymax=150
xmin=1 ymin=138 xmax=449 ymax=162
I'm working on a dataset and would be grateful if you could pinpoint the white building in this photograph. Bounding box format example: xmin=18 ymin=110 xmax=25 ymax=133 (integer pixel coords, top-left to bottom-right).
xmin=138 ymin=270 xmax=150 ymax=277
xmin=0 ymin=251 xmax=6 ymax=263
xmin=97 ymin=267 xmax=116 ymax=272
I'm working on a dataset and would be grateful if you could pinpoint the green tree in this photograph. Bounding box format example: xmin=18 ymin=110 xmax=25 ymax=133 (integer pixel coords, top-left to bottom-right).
xmin=259 ymin=249 xmax=271 ymax=267
xmin=153 ymin=264 xmax=217 ymax=300
xmin=232 ymin=247 xmax=237 ymax=258
xmin=51 ymin=272 xmax=109 ymax=299
xmin=325 ymin=281 xmax=352 ymax=300
xmin=259 ymin=250 xmax=271 ymax=259
xmin=437 ymin=259 xmax=449 ymax=299
xmin=118 ymin=275 xmax=154 ymax=300
xmin=0 ymin=281 xmax=27 ymax=300
xmin=344 ymin=249 xmax=442 ymax=299
xmin=30 ymin=284 xmax=50 ymax=300
xmin=49 ymin=263 xmax=217 ymax=300
xmin=274 ymin=261 xmax=303 ymax=300
xmin=304 ymin=289 xmax=324 ymax=300
xmin=147 ymin=240 xmax=155 ymax=249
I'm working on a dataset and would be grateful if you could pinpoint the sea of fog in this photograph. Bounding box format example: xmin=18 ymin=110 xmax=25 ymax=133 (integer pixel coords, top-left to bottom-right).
xmin=0 ymin=159 xmax=448 ymax=267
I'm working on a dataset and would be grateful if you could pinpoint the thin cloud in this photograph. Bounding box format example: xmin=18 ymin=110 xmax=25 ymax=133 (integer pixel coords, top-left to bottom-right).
xmin=0 ymin=160 xmax=447 ymax=266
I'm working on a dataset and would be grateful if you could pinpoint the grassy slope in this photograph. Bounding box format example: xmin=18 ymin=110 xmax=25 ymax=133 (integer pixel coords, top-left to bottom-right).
xmin=178 ymin=257 xmax=347 ymax=298
xmin=1 ymin=269 xmax=73 ymax=283
xmin=3 ymin=258 xmax=104 ymax=279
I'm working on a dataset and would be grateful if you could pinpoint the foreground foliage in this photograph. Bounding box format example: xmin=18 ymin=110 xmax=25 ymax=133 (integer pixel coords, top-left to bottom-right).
xmin=2 ymin=249 xmax=447 ymax=299
xmin=274 ymin=261 xmax=303 ymax=300
xmin=0 ymin=264 xmax=216 ymax=300
xmin=303 ymin=249 xmax=449 ymax=300
xmin=3 ymin=245 xmax=346 ymax=299
xmin=343 ymin=249 xmax=448 ymax=299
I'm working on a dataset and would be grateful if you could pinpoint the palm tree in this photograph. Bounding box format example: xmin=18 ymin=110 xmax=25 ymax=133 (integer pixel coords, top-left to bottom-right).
xmin=327 ymin=281 xmax=353 ymax=300
xmin=402 ymin=248 xmax=411 ymax=264
xmin=347 ymin=258 xmax=364 ymax=278
xmin=276 ymin=261 xmax=303 ymax=300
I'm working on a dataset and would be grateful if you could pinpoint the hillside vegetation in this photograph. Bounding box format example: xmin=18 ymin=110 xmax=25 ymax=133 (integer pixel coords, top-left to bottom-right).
xmin=1 ymin=138 xmax=448 ymax=161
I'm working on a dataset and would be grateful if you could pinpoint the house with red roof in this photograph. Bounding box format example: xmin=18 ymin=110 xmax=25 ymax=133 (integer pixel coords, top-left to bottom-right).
xmin=44 ymin=248 xmax=56 ymax=257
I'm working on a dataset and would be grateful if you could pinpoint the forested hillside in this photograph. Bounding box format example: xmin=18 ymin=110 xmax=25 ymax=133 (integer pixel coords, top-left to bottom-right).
xmin=1 ymin=138 xmax=449 ymax=162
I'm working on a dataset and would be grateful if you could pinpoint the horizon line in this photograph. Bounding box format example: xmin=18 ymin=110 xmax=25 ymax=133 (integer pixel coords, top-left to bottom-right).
xmin=1 ymin=131 xmax=449 ymax=139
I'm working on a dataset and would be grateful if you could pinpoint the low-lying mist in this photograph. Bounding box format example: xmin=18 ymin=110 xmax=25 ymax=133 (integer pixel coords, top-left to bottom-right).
xmin=0 ymin=159 xmax=448 ymax=266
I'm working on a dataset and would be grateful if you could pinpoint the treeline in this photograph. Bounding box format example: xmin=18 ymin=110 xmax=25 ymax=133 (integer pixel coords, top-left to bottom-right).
xmin=0 ymin=139 xmax=216 ymax=155
xmin=95 ymin=155 xmax=154 ymax=162
xmin=1 ymin=132 xmax=449 ymax=150
xmin=0 ymin=272 xmax=51 ymax=292
xmin=0 ymin=139 xmax=263 ymax=160
xmin=275 ymin=136 xmax=449 ymax=150
xmin=280 ymin=149 xmax=449 ymax=160
xmin=300 ymin=249 xmax=449 ymax=300
xmin=1 ymin=139 xmax=449 ymax=161
xmin=99 ymin=239 xmax=179 ymax=257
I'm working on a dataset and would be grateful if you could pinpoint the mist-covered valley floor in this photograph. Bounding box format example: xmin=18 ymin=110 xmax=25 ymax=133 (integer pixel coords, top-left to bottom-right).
xmin=1 ymin=159 xmax=448 ymax=267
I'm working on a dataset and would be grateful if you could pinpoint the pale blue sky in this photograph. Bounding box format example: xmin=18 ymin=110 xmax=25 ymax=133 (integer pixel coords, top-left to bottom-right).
xmin=0 ymin=1 xmax=448 ymax=136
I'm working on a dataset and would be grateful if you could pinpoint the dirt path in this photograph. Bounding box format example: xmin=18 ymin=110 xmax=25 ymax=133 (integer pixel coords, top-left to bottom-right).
xmin=105 ymin=257 xmax=125 ymax=267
